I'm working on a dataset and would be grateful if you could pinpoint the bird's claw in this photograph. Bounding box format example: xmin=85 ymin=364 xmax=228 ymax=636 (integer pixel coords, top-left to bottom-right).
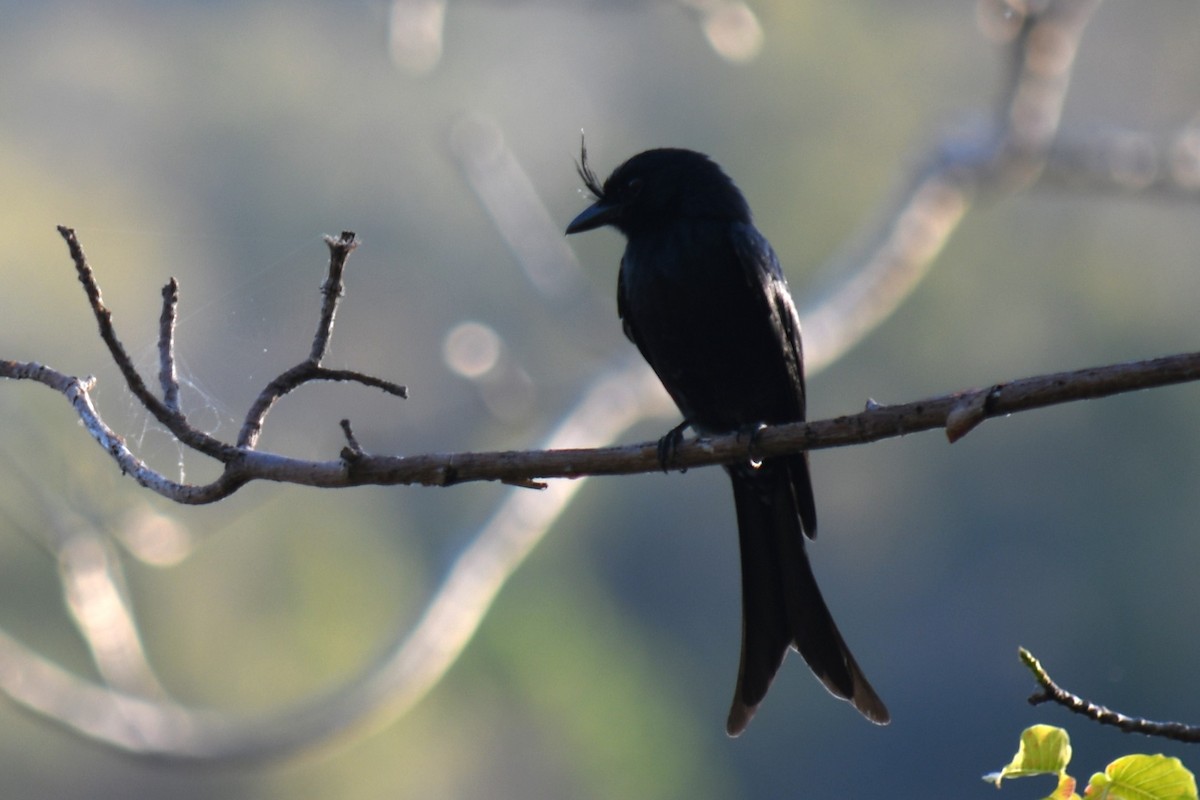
xmin=657 ymin=420 xmax=691 ymax=473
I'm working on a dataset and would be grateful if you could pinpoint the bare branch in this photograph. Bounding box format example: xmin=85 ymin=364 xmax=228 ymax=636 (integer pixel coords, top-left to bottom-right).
xmin=2 ymin=359 xmax=249 ymax=502
xmin=58 ymin=530 xmax=169 ymax=701
xmin=339 ymin=418 xmax=362 ymax=457
xmin=6 ymin=349 xmax=1199 ymax=501
xmin=1041 ymin=128 xmax=1200 ymax=200
xmin=4 ymin=465 xmax=170 ymax=702
xmin=58 ymin=226 xmax=236 ymax=462
xmin=802 ymin=0 xmax=1103 ymax=371
xmin=235 ymin=231 xmax=406 ymax=450
xmin=280 ymin=349 xmax=1200 ymax=485
xmin=309 ymin=231 xmax=357 ymax=363
xmin=236 ymin=362 xmax=408 ymax=451
xmin=157 ymin=278 xmax=181 ymax=414
xmin=1020 ymin=648 xmax=1200 ymax=742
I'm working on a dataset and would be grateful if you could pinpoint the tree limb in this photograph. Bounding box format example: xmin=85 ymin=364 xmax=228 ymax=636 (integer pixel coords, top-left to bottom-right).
xmin=8 ymin=342 xmax=1200 ymax=502
xmin=1021 ymin=648 xmax=1200 ymax=743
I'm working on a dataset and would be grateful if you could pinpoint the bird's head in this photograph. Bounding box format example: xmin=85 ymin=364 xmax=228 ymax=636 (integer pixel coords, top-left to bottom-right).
xmin=565 ymin=145 xmax=751 ymax=238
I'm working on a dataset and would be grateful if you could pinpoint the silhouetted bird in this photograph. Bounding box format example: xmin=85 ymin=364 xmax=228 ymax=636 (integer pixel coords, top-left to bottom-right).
xmin=566 ymin=147 xmax=889 ymax=735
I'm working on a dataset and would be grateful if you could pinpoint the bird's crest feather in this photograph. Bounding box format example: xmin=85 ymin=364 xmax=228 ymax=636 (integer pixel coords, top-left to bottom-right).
xmin=575 ymin=133 xmax=605 ymax=199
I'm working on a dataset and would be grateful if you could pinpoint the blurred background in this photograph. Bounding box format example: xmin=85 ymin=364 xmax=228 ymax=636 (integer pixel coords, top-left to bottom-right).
xmin=2 ymin=1 xmax=1200 ymax=797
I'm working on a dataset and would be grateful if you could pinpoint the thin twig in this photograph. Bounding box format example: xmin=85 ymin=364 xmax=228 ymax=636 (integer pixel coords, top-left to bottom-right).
xmin=311 ymin=367 xmax=407 ymax=397
xmin=236 ymin=231 xmax=404 ymax=450
xmin=1020 ymin=648 xmax=1200 ymax=742
xmin=58 ymin=226 xmax=235 ymax=461
xmin=339 ymin=418 xmax=362 ymax=457
xmin=309 ymin=231 xmax=358 ymax=364
xmin=158 ymin=278 xmax=181 ymax=414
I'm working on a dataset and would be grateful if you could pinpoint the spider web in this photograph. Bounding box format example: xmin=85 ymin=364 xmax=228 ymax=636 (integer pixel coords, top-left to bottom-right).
xmin=109 ymin=231 xmax=327 ymax=485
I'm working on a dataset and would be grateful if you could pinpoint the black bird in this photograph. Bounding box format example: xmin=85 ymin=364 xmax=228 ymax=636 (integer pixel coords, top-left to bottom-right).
xmin=566 ymin=147 xmax=889 ymax=735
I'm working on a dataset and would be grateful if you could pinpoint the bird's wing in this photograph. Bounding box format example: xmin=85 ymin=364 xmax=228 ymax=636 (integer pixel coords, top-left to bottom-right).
xmin=729 ymin=223 xmax=807 ymax=419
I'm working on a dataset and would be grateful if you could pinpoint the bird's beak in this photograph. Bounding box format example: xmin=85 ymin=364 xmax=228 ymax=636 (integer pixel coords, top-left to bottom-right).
xmin=565 ymin=200 xmax=620 ymax=235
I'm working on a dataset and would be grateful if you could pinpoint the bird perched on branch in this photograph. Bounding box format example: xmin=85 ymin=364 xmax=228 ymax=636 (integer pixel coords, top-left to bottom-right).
xmin=565 ymin=145 xmax=889 ymax=735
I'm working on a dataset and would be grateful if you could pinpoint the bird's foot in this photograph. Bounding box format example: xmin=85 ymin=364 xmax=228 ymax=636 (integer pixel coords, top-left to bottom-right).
xmin=656 ymin=420 xmax=691 ymax=473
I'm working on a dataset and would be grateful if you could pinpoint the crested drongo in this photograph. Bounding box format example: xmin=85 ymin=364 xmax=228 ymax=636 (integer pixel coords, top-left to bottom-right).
xmin=566 ymin=147 xmax=889 ymax=735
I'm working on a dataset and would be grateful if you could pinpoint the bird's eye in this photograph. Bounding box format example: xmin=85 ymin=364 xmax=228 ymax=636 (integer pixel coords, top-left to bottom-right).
xmin=625 ymin=177 xmax=644 ymax=196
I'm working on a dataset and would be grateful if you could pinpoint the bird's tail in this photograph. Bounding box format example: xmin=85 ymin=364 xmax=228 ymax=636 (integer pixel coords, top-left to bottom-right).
xmin=725 ymin=456 xmax=889 ymax=735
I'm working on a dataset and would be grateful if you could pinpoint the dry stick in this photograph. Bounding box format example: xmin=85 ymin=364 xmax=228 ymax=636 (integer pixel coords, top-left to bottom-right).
xmin=157 ymin=278 xmax=181 ymax=414
xmin=310 ymin=230 xmax=355 ymax=363
xmin=344 ymin=352 xmax=1200 ymax=487
xmin=1020 ymin=648 xmax=1200 ymax=743
xmin=235 ymin=231 xmax=406 ymax=450
xmin=5 ymin=350 xmax=1200 ymax=501
xmin=59 ymin=225 xmax=235 ymax=461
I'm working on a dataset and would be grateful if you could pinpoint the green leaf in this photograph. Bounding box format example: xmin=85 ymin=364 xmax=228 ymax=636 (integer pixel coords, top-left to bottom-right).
xmin=1084 ymin=754 xmax=1197 ymax=800
xmin=985 ymin=725 xmax=1081 ymax=797
xmin=985 ymin=725 xmax=1074 ymax=788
